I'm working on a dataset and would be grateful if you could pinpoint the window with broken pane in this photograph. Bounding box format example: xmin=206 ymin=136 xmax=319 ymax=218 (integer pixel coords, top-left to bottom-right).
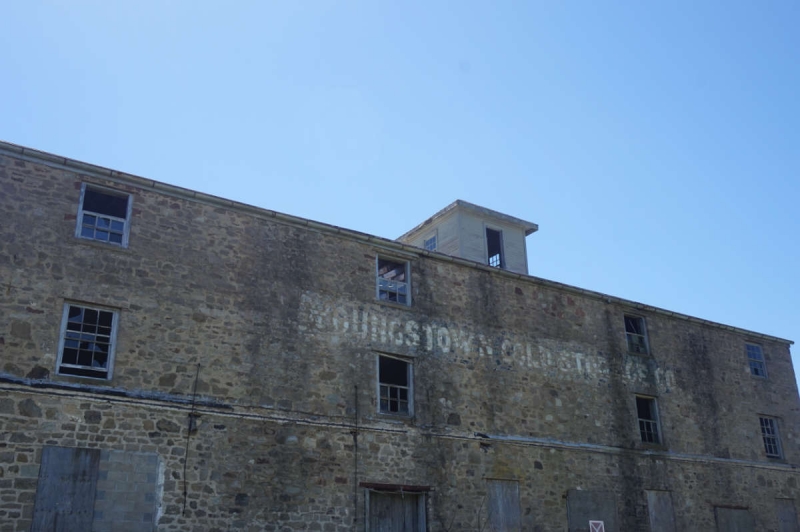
xmin=379 ymin=355 xmax=411 ymax=415
xmin=636 ymin=396 xmax=661 ymax=444
xmin=746 ymin=343 xmax=767 ymax=377
xmin=486 ymin=227 xmax=504 ymax=268
xmin=377 ymin=257 xmax=410 ymax=305
xmin=624 ymin=315 xmax=649 ymax=354
xmin=77 ymin=185 xmax=131 ymax=246
xmin=759 ymin=417 xmax=782 ymax=458
xmin=57 ymin=304 xmax=118 ymax=380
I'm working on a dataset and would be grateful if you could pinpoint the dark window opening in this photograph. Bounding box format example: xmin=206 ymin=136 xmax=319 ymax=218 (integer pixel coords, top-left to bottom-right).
xmin=424 ymin=235 xmax=437 ymax=251
xmin=625 ymin=315 xmax=649 ymax=354
xmin=83 ymin=188 xmax=128 ymax=218
xmin=637 ymin=396 xmax=660 ymax=444
xmin=379 ymin=356 xmax=411 ymax=415
xmin=486 ymin=228 xmax=504 ymax=268
xmin=377 ymin=258 xmax=409 ymax=305
xmin=79 ymin=188 xmax=130 ymax=245
xmin=760 ymin=417 xmax=782 ymax=458
xmin=58 ymin=304 xmax=116 ymax=380
xmin=747 ymin=344 xmax=766 ymax=377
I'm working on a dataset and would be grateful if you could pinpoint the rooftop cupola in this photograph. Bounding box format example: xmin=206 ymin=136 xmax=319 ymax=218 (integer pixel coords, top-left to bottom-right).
xmin=397 ymin=200 xmax=538 ymax=275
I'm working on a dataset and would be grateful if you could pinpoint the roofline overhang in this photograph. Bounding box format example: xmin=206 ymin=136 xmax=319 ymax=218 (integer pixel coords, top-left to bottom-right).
xmin=397 ymin=199 xmax=539 ymax=242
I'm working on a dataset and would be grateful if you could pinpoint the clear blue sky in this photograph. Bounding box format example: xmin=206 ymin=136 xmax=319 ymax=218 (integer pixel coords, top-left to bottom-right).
xmin=3 ymin=2 xmax=799 ymax=390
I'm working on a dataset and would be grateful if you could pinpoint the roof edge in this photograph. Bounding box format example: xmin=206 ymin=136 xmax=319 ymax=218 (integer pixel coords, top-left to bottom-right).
xmin=0 ymin=140 xmax=791 ymax=346
xmin=397 ymin=199 xmax=539 ymax=242
xmin=454 ymin=199 xmax=539 ymax=235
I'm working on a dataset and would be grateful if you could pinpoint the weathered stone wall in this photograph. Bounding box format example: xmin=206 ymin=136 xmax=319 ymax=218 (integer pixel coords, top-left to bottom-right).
xmin=1 ymin=147 xmax=799 ymax=531
xmin=2 ymin=389 xmax=798 ymax=531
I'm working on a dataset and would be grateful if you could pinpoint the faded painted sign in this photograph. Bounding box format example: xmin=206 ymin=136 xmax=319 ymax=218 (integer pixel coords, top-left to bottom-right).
xmin=299 ymin=293 xmax=677 ymax=388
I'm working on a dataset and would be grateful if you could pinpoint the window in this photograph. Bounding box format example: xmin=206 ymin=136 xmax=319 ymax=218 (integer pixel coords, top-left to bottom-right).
xmin=624 ymin=315 xmax=649 ymax=354
xmin=56 ymin=303 xmax=118 ymax=380
xmin=377 ymin=257 xmax=410 ymax=305
xmin=760 ymin=417 xmax=782 ymax=458
xmin=486 ymin=227 xmax=504 ymax=268
xmin=76 ymin=185 xmax=131 ymax=246
xmin=746 ymin=343 xmax=767 ymax=377
xmin=636 ymin=396 xmax=661 ymax=444
xmin=378 ymin=355 xmax=412 ymax=415
xmin=423 ymin=234 xmax=437 ymax=251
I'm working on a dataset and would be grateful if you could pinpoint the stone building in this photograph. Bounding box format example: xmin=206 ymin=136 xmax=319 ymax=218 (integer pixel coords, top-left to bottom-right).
xmin=1 ymin=140 xmax=798 ymax=532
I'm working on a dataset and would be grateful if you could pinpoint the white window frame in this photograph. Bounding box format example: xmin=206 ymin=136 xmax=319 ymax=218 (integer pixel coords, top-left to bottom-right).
xmin=376 ymin=256 xmax=411 ymax=306
xmin=423 ymin=232 xmax=437 ymax=252
xmin=759 ymin=416 xmax=783 ymax=459
xmin=624 ymin=315 xmax=650 ymax=355
xmin=485 ymin=225 xmax=505 ymax=269
xmin=746 ymin=343 xmax=767 ymax=378
xmin=56 ymin=303 xmax=119 ymax=380
xmin=75 ymin=183 xmax=133 ymax=247
xmin=636 ymin=395 xmax=662 ymax=445
xmin=376 ymin=354 xmax=414 ymax=417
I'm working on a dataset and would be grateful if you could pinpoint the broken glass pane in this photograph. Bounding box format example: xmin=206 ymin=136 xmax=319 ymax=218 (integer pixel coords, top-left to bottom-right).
xmin=380 ymin=357 xmax=408 ymax=386
xmin=83 ymin=189 xmax=128 ymax=218
xmin=377 ymin=258 xmax=409 ymax=305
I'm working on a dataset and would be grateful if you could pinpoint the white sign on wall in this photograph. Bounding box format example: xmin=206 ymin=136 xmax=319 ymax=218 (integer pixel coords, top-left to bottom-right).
xmin=589 ymin=521 xmax=605 ymax=532
xmin=299 ymin=292 xmax=677 ymax=388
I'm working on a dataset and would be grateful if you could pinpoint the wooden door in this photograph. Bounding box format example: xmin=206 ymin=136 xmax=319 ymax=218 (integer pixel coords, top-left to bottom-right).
xmin=31 ymin=446 xmax=101 ymax=532
xmin=368 ymin=491 xmax=425 ymax=532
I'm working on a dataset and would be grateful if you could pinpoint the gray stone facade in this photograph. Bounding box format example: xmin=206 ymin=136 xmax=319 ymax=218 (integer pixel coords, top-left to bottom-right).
xmin=1 ymin=141 xmax=798 ymax=531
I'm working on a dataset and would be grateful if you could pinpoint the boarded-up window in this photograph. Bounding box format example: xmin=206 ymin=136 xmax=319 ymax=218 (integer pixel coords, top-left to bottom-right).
xmin=31 ymin=446 xmax=160 ymax=532
xmin=646 ymin=490 xmax=676 ymax=532
xmin=367 ymin=491 xmax=426 ymax=532
xmin=715 ymin=507 xmax=755 ymax=532
xmin=487 ymin=479 xmax=521 ymax=531
xmin=777 ymin=499 xmax=799 ymax=532
xmin=93 ymin=449 xmax=161 ymax=532
xmin=32 ymin=446 xmax=101 ymax=532
xmin=567 ymin=489 xmax=619 ymax=532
